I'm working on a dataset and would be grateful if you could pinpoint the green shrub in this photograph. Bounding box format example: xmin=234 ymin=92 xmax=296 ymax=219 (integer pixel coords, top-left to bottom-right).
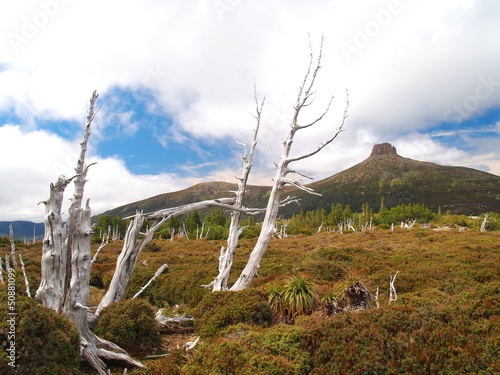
xmin=94 ymin=298 xmax=161 ymax=353
xmin=183 ymin=324 xmax=311 ymax=375
xmin=305 ymin=296 xmax=498 ymax=375
xmin=194 ymin=289 xmax=273 ymax=337
xmin=136 ymin=348 xmax=188 ymax=375
xmin=0 ymin=284 xmax=80 ymax=375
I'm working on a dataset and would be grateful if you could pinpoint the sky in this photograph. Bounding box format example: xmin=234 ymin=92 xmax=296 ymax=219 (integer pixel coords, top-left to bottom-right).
xmin=1 ymin=0 xmax=499 ymax=222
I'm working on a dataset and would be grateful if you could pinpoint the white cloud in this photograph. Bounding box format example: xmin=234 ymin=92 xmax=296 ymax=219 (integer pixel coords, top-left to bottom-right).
xmin=0 ymin=125 xmax=186 ymax=221
xmin=0 ymin=0 xmax=499 ymax=220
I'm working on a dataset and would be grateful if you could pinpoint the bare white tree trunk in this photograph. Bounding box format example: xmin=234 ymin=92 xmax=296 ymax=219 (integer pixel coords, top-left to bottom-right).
xmin=231 ymin=38 xmax=349 ymax=291
xmin=4 ymin=254 xmax=10 ymax=273
xmin=388 ymin=271 xmax=399 ymax=305
xmin=480 ymin=213 xmax=489 ymax=232
xmin=97 ymin=197 xmax=265 ymax=313
xmin=18 ymin=254 xmax=31 ymax=297
xmin=35 ymin=176 xmax=73 ymax=312
xmin=209 ymin=86 xmax=264 ymax=291
xmin=91 ymin=226 xmax=110 ymax=263
xmin=9 ymin=224 xmax=18 ymax=270
xmin=35 ymin=92 xmax=144 ymax=375
xmin=96 ymin=212 xmax=148 ymax=315
xmin=0 ymin=256 xmax=3 ymax=283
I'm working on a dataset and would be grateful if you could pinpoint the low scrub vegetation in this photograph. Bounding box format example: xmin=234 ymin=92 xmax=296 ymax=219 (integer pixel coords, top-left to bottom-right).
xmin=1 ymin=215 xmax=498 ymax=374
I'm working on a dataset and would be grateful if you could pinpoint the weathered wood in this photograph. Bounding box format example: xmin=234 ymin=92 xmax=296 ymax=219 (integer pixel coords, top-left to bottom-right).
xmin=92 ymin=226 xmax=110 ymax=263
xmin=9 ymin=224 xmax=18 ymax=269
xmin=155 ymin=309 xmax=195 ymax=334
xmin=96 ymin=212 xmax=147 ymax=315
xmin=36 ymin=91 xmax=144 ymax=375
xmin=210 ymin=85 xmax=263 ymax=291
xmin=388 ymin=271 xmax=399 ymax=305
xmin=481 ymin=213 xmax=489 ymax=232
xmin=98 ymin=197 xmax=248 ymax=314
xmin=230 ymin=37 xmax=349 ymax=290
xmin=18 ymin=254 xmax=31 ymax=297
xmin=35 ymin=175 xmax=73 ymax=312
xmin=132 ymin=263 xmax=168 ymax=299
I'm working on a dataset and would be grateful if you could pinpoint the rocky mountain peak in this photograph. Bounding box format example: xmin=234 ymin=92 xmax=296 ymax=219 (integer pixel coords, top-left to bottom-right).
xmin=369 ymin=143 xmax=398 ymax=157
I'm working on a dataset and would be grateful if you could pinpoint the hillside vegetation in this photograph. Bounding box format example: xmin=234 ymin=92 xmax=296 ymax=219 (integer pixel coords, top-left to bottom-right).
xmin=98 ymin=143 xmax=500 ymax=220
xmin=1 ymin=220 xmax=499 ymax=374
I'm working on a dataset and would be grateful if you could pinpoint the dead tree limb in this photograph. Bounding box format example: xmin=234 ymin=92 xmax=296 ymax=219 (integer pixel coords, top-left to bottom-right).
xmin=230 ymin=37 xmax=349 ymax=290
xmin=132 ymin=263 xmax=168 ymax=299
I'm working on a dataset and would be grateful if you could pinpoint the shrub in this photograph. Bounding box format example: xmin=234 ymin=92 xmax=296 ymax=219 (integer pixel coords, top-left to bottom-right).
xmin=0 ymin=287 xmax=80 ymax=375
xmin=183 ymin=324 xmax=311 ymax=375
xmin=136 ymin=348 xmax=188 ymax=375
xmin=194 ymin=289 xmax=273 ymax=337
xmin=94 ymin=298 xmax=161 ymax=353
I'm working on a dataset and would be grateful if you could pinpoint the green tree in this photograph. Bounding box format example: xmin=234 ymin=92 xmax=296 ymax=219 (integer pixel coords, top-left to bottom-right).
xmin=185 ymin=211 xmax=201 ymax=232
xmin=204 ymin=208 xmax=227 ymax=227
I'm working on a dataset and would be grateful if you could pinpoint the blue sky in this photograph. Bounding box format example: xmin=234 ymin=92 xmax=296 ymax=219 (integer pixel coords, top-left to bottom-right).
xmin=1 ymin=0 xmax=499 ymax=221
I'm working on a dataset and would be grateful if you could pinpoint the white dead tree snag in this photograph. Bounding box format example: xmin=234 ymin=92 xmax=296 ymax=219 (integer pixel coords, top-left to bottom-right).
xmin=35 ymin=92 xmax=144 ymax=375
xmin=209 ymin=85 xmax=264 ymax=291
xmin=92 ymin=226 xmax=110 ymax=263
xmin=97 ymin=197 xmax=267 ymax=313
xmin=388 ymin=271 xmax=399 ymax=305
xmin=19 ymin=254 xmax=31 ymax=297
xmin=480 ymin=213 xmax=489 ymax=232
xmin=9 ymin=224 xmax=18 ymax=269
xmin=230 ymin=38 xmax=349 ymax=291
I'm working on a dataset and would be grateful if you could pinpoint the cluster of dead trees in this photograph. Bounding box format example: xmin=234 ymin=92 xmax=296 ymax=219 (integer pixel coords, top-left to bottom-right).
xmin=32 ymin=39 xmax=350 ymax=373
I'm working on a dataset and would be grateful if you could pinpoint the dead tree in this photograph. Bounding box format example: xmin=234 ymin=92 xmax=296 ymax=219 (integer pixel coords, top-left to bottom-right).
xmin=389 ymin=271 xmax=399 ymax=305
xmin=35 ymin=92 xmax=144 ymax=375
xmin=480 ymin=213 xmax=489 ymax=232
xmin=230 ymin=38 xmax=349 ymax=290
xmin=96 ymin=197 xmax=266 ymax=314
xmin=208 ymin=85 xmax=264 ymax=291
xmin=91 ymin=226 xmax=110 ymax=263
xmin=19 ymin=254 xmax=31 ymax=297
xmin=9 ymin=224 xmax=18 ymax=270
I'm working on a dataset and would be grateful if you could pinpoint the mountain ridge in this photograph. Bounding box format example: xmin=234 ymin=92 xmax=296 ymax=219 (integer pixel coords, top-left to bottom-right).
xmin=98 ymin=143 xmax=500 ymax=219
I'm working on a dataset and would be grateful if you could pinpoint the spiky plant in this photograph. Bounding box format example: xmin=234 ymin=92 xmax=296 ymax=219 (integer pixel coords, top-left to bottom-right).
xmin=267 ymin=283 xmax=285 ymax=316
xmin=281 ymin=276 xmax=319 ymax=319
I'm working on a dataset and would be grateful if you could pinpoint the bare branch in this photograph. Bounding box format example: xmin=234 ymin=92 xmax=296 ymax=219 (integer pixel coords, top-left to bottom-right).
xmin=296 ymin=95 xmax=333 ymax=130
xmin=280 ymin=178 xmax=322 ymax=196
xmin=132 ymin=263 xmax=168 ymax=299
xmin=286 ymin=91 xmax=349 ymax=164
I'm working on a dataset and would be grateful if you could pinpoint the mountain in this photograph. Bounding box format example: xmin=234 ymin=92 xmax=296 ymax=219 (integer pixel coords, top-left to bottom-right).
xmin=0 ymin=221 xmax=45 ymax=241
xmin=97 ymin=143 xmax=500 ymax=219
xmin=287 ymin=143 xmax=500 ymax=215
xmin=96 ymin=181 xmax=272 ymax=220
